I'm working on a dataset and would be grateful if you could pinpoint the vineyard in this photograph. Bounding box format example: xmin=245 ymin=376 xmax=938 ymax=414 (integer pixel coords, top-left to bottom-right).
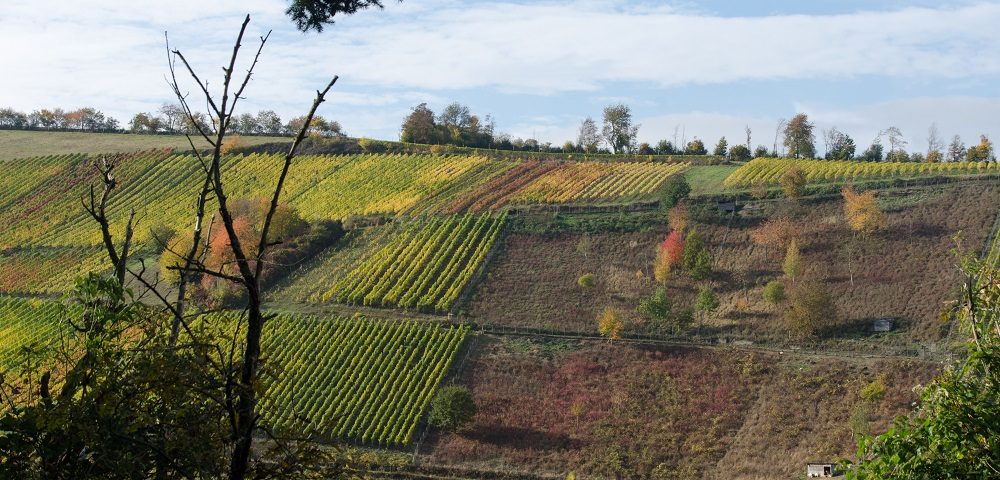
xmin=722 ymin=157 xmax=999 ymax=188
xmin=0 ymin=297 xmax=71 ymax=370
xmin=257 ymin=313 xmax=468 ymax=445
xmin=0 ymin=296 xmax=467 ymax=446
xmin=324 ymin=213 xmax=506 ymax=312
xmin=0 ymin=246 xmax=107 ymax=294
xmin=508 ymin=161 xmax=689 ymax=204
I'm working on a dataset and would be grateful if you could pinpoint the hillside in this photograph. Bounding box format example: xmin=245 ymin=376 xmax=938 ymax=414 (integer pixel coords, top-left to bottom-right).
xmin=471 ymin=182 xmax=999 ymax=352
xmin=0 ymin=130 xmax=289 ymax=160
xmin=1 ymin=135 xmax=998 ymax=478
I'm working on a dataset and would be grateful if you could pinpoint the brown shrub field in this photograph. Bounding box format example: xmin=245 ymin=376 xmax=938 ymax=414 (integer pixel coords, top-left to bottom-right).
xmin=423 ymin=336 xmax=937 ymax=479
xmin=469 ymin=183 xmax=1000 ymax=347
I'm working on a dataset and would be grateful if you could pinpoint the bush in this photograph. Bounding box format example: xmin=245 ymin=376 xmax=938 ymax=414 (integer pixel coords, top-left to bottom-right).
xmin=784 ymin=280 xmax=837 ymax=338
xmin=577 ymin=273 xmax=595 ymax=288
xmin=637 ymin=286 xmax=671 ymax=321
xmin=780 ymin=166 xmax=806 ymax=199
xmin=428 ymin=385 xmax=476 ymax=432
xmin=659 ymin=175 xmax=690 ymax=211
xmin=762 ymin=280 xmax=786 ymax=304
xmin=429 ymin=144 xmax=445 ymax=156
xmin=358 ymin=137 xmax=386 ymax=153
xmin=860 ymin=377 xmax=886 ymax=402
xmin=220 ymin=134 xmax=243 ymax=154
xmin=690 ymin=249 xmax=713 ymax=281
xmin=682 ymin=229 xmax=705 ymax=270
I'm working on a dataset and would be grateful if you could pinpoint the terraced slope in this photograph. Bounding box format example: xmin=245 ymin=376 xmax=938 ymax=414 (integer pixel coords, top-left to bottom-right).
xmin=0 ymin=298 xmax=467 ymax=447
xmin=724 ymin=157 xmax=998 ymax=188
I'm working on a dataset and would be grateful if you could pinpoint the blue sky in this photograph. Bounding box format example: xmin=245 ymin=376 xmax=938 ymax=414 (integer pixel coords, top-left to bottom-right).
xmin=2 ymin=0 xmax=999 ymax=152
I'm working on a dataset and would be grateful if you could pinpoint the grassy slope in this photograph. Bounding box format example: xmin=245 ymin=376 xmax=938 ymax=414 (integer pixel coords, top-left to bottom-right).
xmin=685 ymin=164 xmax=739 ymax=196
xmin=424 ymin=336 xmax=936 ymax=479
xmin=0 ymin=130 xmax=288 ymax=160
xmin=469 ymin=183 xmax=1000 ymax=350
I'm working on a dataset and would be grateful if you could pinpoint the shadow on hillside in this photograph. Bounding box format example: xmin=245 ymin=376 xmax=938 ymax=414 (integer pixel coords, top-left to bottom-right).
xmin=464 ymin=425 xmax=582 ymax=451
xmin=816 ymin=316 xmax=898 ymax=339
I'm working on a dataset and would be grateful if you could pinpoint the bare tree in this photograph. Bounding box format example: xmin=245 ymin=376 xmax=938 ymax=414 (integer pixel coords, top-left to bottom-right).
xmin=927 ymin=123 xmax=944 ymax=162
xmin=577 ymin=116 xmax=601 ymax=153
xmin=773 ymin=117 xmax=786 ymax=156
xmin=83 ymin=153 xmax=136 ymax=288
xmin=885 ymin=126 xmax=907 ymax=159
xmin=119 ymin=16 xmax=339 ymax=479
xmin=745 ymin=124 xmax=752 ymax=151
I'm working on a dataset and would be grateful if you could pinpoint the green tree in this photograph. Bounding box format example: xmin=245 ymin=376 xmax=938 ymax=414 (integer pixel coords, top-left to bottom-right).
xmin=286 ymin=0 xmax=396 ymax=32
xmin=695 ymin=285 xmax=719 ymax=325
xmin=682 ymin=228 xmax=705 ymax=270
xmin=783 ymin=113 xmax=816 ymax=158
xmin=713 ymin=136 xmax=728 ymax=157
xmin=690 ymin=249 xmax=713 ymax=281
xmin=728 ymin=144 xmax=752 ymax=161
xmin=762 ymin=280 xmax=786 ymax=305
xmin=601 ymin=104 xmax=639 ymax=154
xmin=825 ymin=128 xmax=856 ymax=160
xmin=428 ymin=386 xmax=477 ymax=432
xmin=659 ymin=175 xmax=691 ymax=211
xmin=685 ymin=138 xmax=707 ymax=155
xmin=638 ymin=286 xmax=672 ymax=322
xmin=400 ymin=103 xmax=437 ymax=144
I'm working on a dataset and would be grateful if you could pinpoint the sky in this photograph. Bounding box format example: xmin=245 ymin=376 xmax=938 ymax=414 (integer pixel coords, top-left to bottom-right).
xmin=2 ymin=0 xmax=1000 ymax=152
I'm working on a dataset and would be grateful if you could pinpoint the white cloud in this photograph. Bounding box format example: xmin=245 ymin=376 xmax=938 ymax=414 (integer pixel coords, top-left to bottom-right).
xmin=297 ymin=1 xmax=1000 ymax=91
xmin=1 ymin=1 xmax=999 ymax=144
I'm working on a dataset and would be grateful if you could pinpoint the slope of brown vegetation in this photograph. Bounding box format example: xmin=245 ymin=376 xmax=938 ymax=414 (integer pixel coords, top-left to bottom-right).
xmin=423 ymin=336 xmax=936 ymax=479
xmin=470 ymin=183 xmax=999 ymax=347
xmin=470 ymin=230 xmax=661 ymax=332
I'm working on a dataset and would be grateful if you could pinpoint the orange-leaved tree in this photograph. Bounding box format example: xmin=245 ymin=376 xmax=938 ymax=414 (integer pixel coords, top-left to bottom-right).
xmin=654 ymin=230 xmax=684 ymax=283
xmin=667 ymin=204 xmax=689 ymax=234
xmin=750 ymin=217 xmax=795 ymax=259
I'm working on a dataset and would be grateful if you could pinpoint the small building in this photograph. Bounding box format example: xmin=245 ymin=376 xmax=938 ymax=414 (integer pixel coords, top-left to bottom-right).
xmin=806 ymin=462 xmax=837 ymax=478
xmin=873 ymin=318 xmax=895 ymax=333
xmin=717 ymin=201 xmax=740 ymax=214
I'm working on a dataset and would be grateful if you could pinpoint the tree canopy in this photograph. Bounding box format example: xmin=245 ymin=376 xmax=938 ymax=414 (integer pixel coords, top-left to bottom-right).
xmin=286 ymin=0 xmax=398 ymax=32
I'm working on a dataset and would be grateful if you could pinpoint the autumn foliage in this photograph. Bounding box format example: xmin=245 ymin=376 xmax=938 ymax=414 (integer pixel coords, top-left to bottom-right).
xmin=654 ymin=231 xmax=684 ymax=283
xmin=842 ymin=186 xmax=887 ymax=235
xmin=667 ymin=204 xmax=689 ymax=234
xmin=750 ymin=218 xmax=795 ymax=250
xmin=780 ymin=166 xmax=806 ymax=199
xmin=597 ymin=307 xmax=624 ymax=341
